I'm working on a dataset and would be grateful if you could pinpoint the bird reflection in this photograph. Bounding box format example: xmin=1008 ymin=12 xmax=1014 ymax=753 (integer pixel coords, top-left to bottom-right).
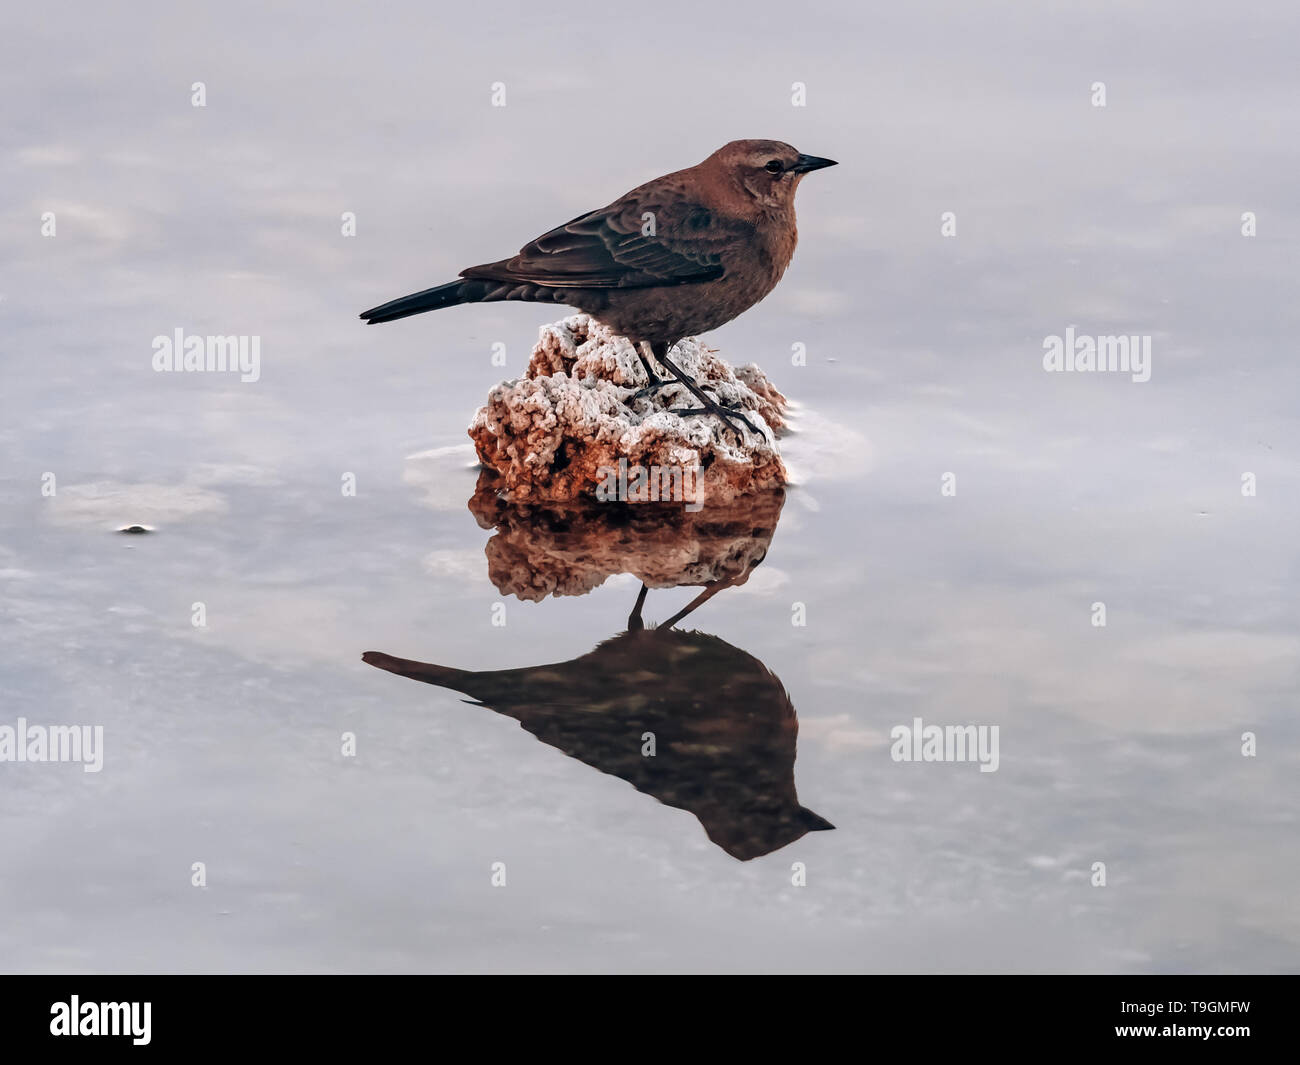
xmin=364 ymin=478 xmax=832 ymax=861
xmin=366 ymin=478 xmax=832 ymax=863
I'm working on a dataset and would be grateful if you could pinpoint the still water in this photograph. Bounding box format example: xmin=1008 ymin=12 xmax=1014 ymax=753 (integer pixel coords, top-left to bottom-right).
xmin=1 ymin=1 xmax=1297 ymax=972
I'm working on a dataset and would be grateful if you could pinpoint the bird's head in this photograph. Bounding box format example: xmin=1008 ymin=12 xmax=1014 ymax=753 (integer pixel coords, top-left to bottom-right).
xmin=707 ymin=139 xmax=837 ymax=212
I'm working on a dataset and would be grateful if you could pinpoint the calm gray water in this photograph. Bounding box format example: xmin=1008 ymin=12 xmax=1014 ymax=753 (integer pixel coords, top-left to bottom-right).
xmin=1 ymin=0 xmax=1297 ymax=973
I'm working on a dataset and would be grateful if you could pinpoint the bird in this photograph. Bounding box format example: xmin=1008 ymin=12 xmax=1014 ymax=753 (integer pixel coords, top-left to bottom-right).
xmin=363 ymin=584 xmax=834 ymax=861
xmin=360 ymin=139 xmax=836 ymax=437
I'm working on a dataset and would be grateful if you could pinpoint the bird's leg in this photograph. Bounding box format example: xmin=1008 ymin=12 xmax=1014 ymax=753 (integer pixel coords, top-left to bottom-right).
xmin=670 ymin=401 xmax=747 ymax=413
xmin=629 ymin=340 xmax=718 ymax=405
xmin=627 ymin=341 xmax=686 ymax=404
xmin=627 ymin=339 xmax=724 ymax=407
xmin=627 ymin=582 xmax=649 ymax=632
xmin=633 ymin=341 xmax=666 ymax=391
xmin=659 ymin=575 xmax=743 ymax=630
xmin=630 ymin=380 xmax=726 ymax=405
xmin=652 ymin=342 xmax=760 ymax=438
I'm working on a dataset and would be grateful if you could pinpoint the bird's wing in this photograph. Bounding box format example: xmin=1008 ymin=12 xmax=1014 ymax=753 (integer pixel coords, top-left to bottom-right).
xmin=459 ymin=197 xmax=743 ymax=289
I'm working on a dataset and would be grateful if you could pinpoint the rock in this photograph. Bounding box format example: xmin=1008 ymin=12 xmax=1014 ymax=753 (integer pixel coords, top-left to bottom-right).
xmin=468 ymin=315 xmax=788 ymax=505
xmin=468 ymin=470 xmax=786 ymax=602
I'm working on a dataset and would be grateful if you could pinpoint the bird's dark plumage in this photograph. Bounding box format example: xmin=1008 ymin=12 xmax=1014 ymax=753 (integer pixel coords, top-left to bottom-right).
xmin=462 ymin=202 xmax=728 ymax=290
xmin=357 ymin=279 xmax=478 ymax=324
xmin=360 ymin=139 xmax=836 ymax=347
xmin=363 ymin=621 xmax=833 ymax=862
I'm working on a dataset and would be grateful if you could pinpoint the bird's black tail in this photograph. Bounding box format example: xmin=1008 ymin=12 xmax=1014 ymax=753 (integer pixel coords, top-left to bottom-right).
xmin=362 ymin=650 xmax=468 ymax=685
xmin=359 ymin=280 xmax=475 ymax=324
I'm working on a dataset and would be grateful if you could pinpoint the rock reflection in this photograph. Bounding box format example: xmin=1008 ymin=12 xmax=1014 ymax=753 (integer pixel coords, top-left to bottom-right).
xmin=364 ymin=478 xmax=832 ymax=861
xmin=467 ymin=469 xmax=786 ymax=601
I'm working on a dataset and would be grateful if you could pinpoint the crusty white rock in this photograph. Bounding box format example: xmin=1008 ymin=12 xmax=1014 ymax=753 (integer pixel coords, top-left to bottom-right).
xmin=469 ymin=315 xmax=788 ymax=505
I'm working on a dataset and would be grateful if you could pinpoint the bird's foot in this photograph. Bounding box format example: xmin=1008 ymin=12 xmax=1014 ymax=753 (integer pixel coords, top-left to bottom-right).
xmin=669 ymin=399 xmax=760 ymax=439
xmin=628 ymin=380 xmax=673 ymax=404
xmin=651 ymin=350 xmax=761 ymax=440
xmin=628 ymin=381 xmax=721 ymax=406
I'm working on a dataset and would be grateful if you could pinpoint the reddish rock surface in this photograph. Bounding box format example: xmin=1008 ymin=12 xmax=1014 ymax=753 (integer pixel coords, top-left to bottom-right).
xmin=468 ymin=470 xmax=786 ymax=602
xmin=468 ymin=315 xmax=788 ymax=505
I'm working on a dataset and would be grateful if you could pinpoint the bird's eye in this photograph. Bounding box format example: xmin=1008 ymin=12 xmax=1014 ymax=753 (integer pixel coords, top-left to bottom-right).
xmin=764 ymin=159 xmax=784 ymax=174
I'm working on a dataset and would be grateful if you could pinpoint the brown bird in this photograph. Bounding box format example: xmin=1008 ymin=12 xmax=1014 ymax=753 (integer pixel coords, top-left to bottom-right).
xmin=360 ymin=139 xmax=836 ymax=436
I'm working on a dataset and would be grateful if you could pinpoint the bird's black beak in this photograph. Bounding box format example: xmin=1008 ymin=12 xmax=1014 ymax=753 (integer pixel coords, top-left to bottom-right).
xmin=791 ymin=154 xmax=838 ymax=174
xmin=800 ymin=808 xmax=836 ymax=832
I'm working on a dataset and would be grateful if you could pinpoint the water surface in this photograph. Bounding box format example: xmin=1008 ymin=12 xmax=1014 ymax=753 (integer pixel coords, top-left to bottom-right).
xmin=1 ymin=0 xmax=1297 ymax=973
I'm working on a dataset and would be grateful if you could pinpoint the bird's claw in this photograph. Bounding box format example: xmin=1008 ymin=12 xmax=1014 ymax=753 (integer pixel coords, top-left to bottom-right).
xmin=628 ymin=381 xmax=671 ymax=404
xmin=628 ymin=381 xmax=720 ymax=406
xmin=668 ymin=405 xmax=760 ymax=440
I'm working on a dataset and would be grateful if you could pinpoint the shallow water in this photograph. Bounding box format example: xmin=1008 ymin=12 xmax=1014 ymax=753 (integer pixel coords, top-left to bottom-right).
xmin=2 ymin=0 xmax=1298 ymax=973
